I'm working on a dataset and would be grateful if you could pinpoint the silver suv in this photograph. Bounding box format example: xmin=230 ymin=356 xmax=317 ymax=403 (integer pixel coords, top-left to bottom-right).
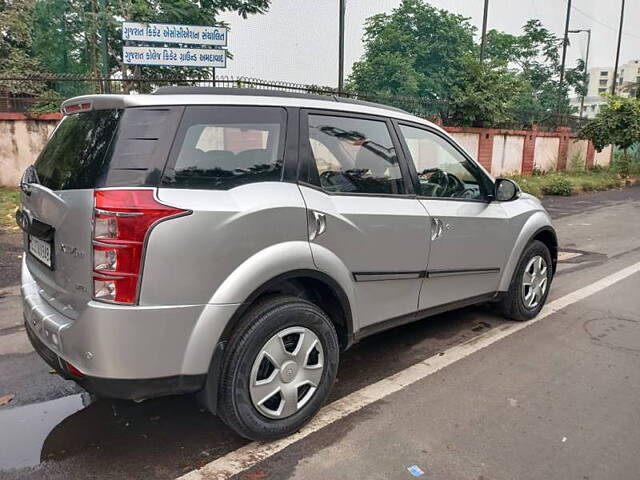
xmin=19 ymin=88 xmax=556 ymax=440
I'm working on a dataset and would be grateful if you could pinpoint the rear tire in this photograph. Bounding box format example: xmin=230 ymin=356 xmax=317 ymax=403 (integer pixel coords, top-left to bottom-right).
xmin=499 ymin=240 xmax=553 ymax=321
xmin=217 ymin=296 xmax=339 ymax=441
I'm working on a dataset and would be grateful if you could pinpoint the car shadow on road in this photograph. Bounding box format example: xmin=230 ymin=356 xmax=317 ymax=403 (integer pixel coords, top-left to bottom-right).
xmin=1 ymin=305 xmax=508 ymax=480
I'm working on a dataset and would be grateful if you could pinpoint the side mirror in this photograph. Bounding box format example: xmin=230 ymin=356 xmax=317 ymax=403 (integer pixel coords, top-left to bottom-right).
xmin=494 ymin=178 xmax=520 ymax=202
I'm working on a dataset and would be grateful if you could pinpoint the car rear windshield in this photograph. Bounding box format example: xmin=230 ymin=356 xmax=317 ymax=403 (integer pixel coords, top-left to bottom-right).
xmin=34 ymin=110 xmax=120 ymax=190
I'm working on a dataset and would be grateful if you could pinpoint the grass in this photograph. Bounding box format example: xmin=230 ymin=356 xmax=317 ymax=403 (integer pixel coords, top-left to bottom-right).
xmin=507 ymin=169 xmax=639 ymax=199
xmin=0 ymin=187 xmax=20 ymax=232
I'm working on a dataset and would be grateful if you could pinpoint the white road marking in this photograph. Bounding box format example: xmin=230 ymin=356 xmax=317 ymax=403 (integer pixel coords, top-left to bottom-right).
xmin=179 ymin=261 xmax=640 ymax=480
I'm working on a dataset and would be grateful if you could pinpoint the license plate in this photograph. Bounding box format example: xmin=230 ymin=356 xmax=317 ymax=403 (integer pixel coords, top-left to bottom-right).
xmin=29 ymin=235 xmax=53 ymax=268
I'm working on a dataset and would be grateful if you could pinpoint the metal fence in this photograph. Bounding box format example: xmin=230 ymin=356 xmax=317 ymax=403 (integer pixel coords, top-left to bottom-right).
xmin=0 ymin=74 xmax=585 ymax=131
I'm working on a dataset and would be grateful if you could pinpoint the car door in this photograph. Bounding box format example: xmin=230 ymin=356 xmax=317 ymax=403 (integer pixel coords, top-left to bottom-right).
xmin=298 ymin=110 xmax=431 ymax=331
xmin=394 ymin=122 xmax=511 ymax=311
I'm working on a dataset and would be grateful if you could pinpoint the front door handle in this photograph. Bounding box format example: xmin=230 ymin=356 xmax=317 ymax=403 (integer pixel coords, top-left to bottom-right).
xmin=308 ymin=210 xmax=326 ymax=241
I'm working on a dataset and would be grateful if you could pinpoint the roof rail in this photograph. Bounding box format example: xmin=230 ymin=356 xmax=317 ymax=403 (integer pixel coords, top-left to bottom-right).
xmin=151 ymin=86 xmax=407 ymax=114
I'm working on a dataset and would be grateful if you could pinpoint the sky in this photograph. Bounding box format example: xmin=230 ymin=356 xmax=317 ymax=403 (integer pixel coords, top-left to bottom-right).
xmin=217 ymin=0 xmax=640 ymax=88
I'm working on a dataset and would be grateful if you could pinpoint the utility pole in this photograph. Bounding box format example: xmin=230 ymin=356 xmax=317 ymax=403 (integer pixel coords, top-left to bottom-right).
xmin=569 ymin=29 xmax=591 ymax=120
xmin=611 ymin=0 xmax=625 ymax=95
xmin=479 ymin=0 xmax=489 ymax=62
xmin=558 ymin=0 xmax=572 ymax=107
xmin=99 ymin=0 xmax=110 ymax=93
xmin=338 ymin=0 xmax=346 ymax=92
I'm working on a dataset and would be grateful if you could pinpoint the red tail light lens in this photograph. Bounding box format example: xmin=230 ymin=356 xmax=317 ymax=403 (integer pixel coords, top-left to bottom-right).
xmin=64 ymin=360 xmax=85 ymax=378
xmin=92 ymin=189 xmax=188 ymax=304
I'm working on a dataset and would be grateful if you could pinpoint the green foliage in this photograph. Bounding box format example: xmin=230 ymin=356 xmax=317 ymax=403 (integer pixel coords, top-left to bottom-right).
xmin=579 ymin=95 xmax=640 ymax=153
xmin=447 ymin=55 xmax=526 ymax=127
xmin=542 ymin=174 xmax=573 ymax=196
xmin=486 ymin=20 xmax=584 ymax=124
xmin=0 ymin=0 xmax=49 ymax=92
xmin=349 ymin=0 xmax=475 ymax=102
xmin=574 ymin=172 xmax=620 ymax=192
xmin=566 ymin=58 xmax=588 ymax=99
xmin=0 ymin=187 xmax=20 ymax=231
xmin=507 ymin=170 xmax=633 ymax=198
xmin=1 ymin=0 xmax=271 ymax=96
xmin=611 ymin=149 xmax=640 ymax=176
xmin=105 ymin=0 xmax=269 ymax=86
xmin=506 ymin=174 xmax=543 ymax=198
xmin=28 ymin=89 xmax=63 ymax=113
xmin=349 ymin=3 xmax=582 ymax=127
xmin=569 ymin=151 xmax=585 ymax=172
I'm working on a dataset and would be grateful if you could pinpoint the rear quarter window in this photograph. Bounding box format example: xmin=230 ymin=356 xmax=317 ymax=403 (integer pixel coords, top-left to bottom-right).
xmin=161 ymin=106 xmax=286 ymax=190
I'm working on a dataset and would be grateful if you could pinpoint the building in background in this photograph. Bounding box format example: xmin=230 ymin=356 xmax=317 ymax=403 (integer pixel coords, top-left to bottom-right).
xmin=571 ymin=59 xmax=640 ymax=118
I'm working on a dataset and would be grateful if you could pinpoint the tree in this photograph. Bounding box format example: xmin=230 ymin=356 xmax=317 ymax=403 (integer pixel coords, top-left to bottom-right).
xmin=3 ymin=0 xmax=271 ymax=91
xmin=447 ymin=55 xmax=526 ymax=127
xmin=579 ymin=95 xmax=640 ymax=173
xmin=0 ymin=0 xmax=49 ymax=93
xmin=485 ymin=20 xmax=585 ymax=124
xmin=348 ymin=1 xmax=581 ymax=127
xmin=107 ymin=0 xmax=271 ymax=87
xmin=348 ymin=0 xmax=476 ymax=102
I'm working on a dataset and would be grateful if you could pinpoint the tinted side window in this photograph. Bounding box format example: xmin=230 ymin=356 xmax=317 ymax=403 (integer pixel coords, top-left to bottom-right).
xmin=162 ymin=106 xmax=285 ymax=190
xmin=307 ymin=114 xmax=404 ymax=195
xmin=34 ymin=110 xmax=120 ymax=190
xmin=399 ymin=125 xmax=488 ymax=200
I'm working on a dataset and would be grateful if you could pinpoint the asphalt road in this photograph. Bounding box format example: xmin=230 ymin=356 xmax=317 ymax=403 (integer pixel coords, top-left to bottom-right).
xmin=0 ymin=187 xmax=639 ymax=480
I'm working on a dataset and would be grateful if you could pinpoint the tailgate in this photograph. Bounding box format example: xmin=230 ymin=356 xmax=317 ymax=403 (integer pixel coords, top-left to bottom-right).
xmin=20 ymin=185 xmax=94 ymax=317
xmin=18 ymin=109 xmax=121 ymax=317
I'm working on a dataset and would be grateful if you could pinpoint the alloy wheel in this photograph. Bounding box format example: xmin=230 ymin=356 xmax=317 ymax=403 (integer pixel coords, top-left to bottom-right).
xmin=521 ymin=255 xmax=548 ymax=309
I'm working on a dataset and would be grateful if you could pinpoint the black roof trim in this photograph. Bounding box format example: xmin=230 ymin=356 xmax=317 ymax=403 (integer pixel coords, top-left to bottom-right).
xmin=152 ymin=87 xmax=407 ymax=114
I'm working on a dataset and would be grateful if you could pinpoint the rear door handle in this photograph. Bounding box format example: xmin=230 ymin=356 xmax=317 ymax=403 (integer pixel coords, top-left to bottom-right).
xmin=431 ymin=217 xmax=443 ymax=241
xmin=308 ymin=210 xmax=326 ymax=241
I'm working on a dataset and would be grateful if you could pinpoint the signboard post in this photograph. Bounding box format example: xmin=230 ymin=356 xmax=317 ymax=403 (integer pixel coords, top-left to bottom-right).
xmin=121 ymin=21 xmax=228 ymax=73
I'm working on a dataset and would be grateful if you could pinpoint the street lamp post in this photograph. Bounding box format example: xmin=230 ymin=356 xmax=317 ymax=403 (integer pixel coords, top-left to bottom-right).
xmin=99 ymin=0 xmax=110 ymax=93
xmin=479 ymin=0 xmax=489 ymax=62
xmin=338 ymin=0 xmax=346 ymax=92
xmin=558 ymin=0 xmax=572 ymax=107
xmin=568 ymin=29 xmax=591 ymax=120
xmin=611 ymin=0 xmax=625 ymax=95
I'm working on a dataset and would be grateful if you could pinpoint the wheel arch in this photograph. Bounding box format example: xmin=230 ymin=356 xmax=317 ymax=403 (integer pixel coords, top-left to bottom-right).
xmin=531 ymin=227 xmax=558 ymax=273
xmin=498 ymin=213 xmax=558 ymax=292
xmin=218 ymin=269 xmax=355 ymax=351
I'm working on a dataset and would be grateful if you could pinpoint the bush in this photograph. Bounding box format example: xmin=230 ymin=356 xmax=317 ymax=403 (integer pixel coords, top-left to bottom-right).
xmin=575 ymin=172 xmax=621 ymax=192
xmin=508 ymin=174 xmax=543 ymax=198
xmin=506 ymin=168 xmax=636 ymax=198
xmin=28 ymin=90 xmax=63 ymax=114
xmin=542 ymin=175 xmax=573 ymax=196
xmin=611 ymin=150 xmax=640 ymax=176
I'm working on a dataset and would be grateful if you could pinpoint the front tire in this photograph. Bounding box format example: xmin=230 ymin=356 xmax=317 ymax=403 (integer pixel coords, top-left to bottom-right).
xmin=217 ymin=296 xmax=339 ymax=441
xmin=499 ymin=240 xmax=553 ymax=321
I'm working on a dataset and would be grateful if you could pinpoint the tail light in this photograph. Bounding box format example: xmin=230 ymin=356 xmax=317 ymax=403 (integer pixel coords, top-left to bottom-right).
xmin=92 ymin=189 xmax=189 ymax=304
xmin=64 ymin=360 xmax=85 ymax=378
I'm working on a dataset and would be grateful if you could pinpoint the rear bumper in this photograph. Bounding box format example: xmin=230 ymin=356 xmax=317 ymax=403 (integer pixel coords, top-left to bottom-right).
xmin=25 ymin=320 xmax=204 ymax=400
xmin=21 ymin=259 xmax=236 ymax=398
